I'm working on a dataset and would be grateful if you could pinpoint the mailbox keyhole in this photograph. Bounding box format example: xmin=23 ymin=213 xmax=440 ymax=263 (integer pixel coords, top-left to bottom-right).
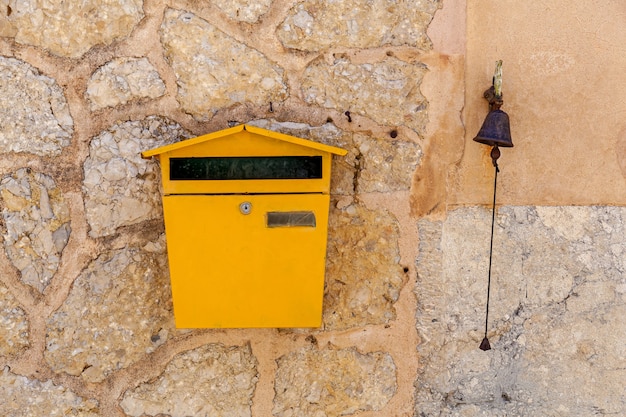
xmin=240 ymin=201 xmax=252 ymax=215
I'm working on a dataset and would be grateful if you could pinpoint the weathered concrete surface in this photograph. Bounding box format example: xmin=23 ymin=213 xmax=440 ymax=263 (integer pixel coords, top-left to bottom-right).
xmin=415 ymin=206 xmax=626 ymax=416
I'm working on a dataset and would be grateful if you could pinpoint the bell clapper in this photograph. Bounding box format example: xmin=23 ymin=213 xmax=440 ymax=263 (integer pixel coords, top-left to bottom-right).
xmin=490 ymin=145 xmax=501 ymax=169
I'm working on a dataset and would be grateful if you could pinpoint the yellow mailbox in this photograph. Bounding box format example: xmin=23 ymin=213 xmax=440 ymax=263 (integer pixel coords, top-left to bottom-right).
xmin=141 ymin=124 xmax=346 ymax=328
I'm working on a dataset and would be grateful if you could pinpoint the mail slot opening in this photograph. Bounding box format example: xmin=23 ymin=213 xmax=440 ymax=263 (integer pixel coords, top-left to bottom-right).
xmin=267 ymin=211 xmax=316 ymax=228
xmin=170 ymin=156 xmax=323 ymax=180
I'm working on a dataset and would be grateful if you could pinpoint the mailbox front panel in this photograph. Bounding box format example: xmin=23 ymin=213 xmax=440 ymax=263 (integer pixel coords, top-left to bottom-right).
xmin=157 ymin=130 xmax=336 ymax=195
xmin=162 ymin=193 xmax=330 ymax=328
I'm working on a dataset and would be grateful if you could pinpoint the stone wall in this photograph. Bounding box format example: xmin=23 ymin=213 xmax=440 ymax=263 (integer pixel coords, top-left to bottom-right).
xmin=0 ymin=0 xmax=625 ymax=416
xmin=0 ymin=0 xmax=432 ymax=415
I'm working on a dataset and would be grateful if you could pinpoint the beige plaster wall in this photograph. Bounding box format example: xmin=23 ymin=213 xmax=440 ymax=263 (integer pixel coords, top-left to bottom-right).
xmin=412 ymin=2 xmax=626 ymax=416
xmin=455 ymin=0 xmax=626 ymax=207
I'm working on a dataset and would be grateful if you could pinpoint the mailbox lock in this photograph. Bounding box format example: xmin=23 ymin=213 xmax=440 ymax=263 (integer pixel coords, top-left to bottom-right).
xmin=239 ymin=201 xmax=252 ymax=215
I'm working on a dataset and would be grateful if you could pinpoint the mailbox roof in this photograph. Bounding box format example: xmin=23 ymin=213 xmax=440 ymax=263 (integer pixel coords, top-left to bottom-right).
xmin=141 ymin=124 xmax=347 ymax=159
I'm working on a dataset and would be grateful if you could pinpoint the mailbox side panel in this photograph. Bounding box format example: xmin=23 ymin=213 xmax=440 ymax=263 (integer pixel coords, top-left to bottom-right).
xmin=162 ymin=193 xmax=330 ymax=328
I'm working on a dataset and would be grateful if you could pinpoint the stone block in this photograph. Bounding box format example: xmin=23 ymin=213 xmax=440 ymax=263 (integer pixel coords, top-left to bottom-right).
xmin=415 ymin=206 xmax=626 ymax=416
xmin=324 ymin=203 xmax=403 ymax=330
xmin=212 ymin=0 xmax=271 ymax=23
xmin=0 ymin=168 xmax=71 ymax=292
xmin=86 ymin=58 xmax=166 ymax=111
xmin=44 ymin=237 xmax=175 ymax=382
xmin=0 ymin=285 xmax=29 ymax=357
xmin=274 ymin=345 xmax=396 ymax=417
xmin=302 ymin=57 xmax=428 ymax=133
xmin=6 ymin=0 xmax=143 ymax=58
xmin=160 ymin=8 xmax=287 ymax=120
xmin=0 ymin=367 xmax=98 ymax=416
xmin=121 ymin=343 xmax=258 ymax=417
xmin=277 ymin=0 xmax=440 ymax=51
xmin=0 ymin=57 xmax=72 ymax=156
xmin=354 ymin=133 xmax=421 ymax=192
xmin=83 ymin=116 xmax=190 ymax=237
